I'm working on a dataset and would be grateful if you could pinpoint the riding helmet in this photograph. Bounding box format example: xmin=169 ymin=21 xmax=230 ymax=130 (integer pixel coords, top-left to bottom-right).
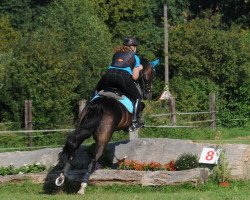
xmin=123 ymin=36 xmax=139 ymax=46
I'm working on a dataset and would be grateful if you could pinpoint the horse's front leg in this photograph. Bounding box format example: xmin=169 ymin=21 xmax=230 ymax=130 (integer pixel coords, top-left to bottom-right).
xmin=77 ymin=143 xmax=106 ymax=195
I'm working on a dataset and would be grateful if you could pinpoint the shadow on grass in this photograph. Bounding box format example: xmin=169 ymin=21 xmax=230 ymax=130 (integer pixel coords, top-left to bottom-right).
xmin=43 ymin=178 xmax=81 ymax=194
xmin=42 ymin=140 xmax=130 ymax=195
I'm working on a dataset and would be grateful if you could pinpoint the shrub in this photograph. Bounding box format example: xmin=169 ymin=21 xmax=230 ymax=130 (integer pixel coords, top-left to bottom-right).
xmin=212 ymin=150 xmax=231 ymax=183
xmin=0 ymin=163 xmax=46 ymax=176
xmin=168 ymin=15 xmax=249 ymax=126
xmin=174 ymin=153 xmax=199 ymax=171
xmin=171 ymin=77 xmax=218 ymax=113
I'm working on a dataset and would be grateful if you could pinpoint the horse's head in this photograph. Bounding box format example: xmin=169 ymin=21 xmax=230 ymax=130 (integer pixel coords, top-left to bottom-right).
xmin=138 ymin=57 xmax=159 ymax=99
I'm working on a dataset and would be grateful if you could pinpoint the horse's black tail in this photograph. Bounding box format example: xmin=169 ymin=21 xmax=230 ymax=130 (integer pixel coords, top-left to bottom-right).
xmin=63 ymin=102 xmax=103 ymax=157
xmin=79 ymin=103 xmax=103 ymax=131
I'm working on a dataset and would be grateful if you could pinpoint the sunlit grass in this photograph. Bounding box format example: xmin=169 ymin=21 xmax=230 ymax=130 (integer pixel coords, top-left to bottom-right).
xmin=0 ymin=180 xmax=249 ymax=200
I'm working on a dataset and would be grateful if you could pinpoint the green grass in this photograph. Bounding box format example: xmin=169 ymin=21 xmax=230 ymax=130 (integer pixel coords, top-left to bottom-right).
xmin=0 ymin=120 xmax=249 ymax=152
xmin=192 ymin=137 xmax=250 ymax=144
xmin=140 ymin=126 xmax=250 ymax=144
xmin=0 ymin=126 xmax=249 ymax=152
xmin=0 ymin=180 xmax=249 ymax=200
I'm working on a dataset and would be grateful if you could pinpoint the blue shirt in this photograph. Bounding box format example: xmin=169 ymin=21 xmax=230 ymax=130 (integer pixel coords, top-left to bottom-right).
xmin=108 ymin=54 xmax=140 ymax=75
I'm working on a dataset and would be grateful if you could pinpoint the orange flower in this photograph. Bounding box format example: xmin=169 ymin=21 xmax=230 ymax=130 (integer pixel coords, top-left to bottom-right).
xmin=163 ymin=163 xmax=170 ymax=170
xmin=117 ymin=159 xmax=176 ymax=171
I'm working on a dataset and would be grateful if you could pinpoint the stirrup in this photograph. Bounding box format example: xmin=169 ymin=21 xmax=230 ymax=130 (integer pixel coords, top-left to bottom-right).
xmin=129 ymin=121 xmax=144 ymax=132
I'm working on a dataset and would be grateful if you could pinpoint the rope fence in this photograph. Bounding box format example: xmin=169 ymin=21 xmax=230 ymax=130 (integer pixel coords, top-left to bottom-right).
xmin=0 ymin=129 xmax=74 ymax=134
xmin=149 ymin=111 xmax=213 ymax=117
xmin=0 ymin=94 xmax=249 ymax=150
xmin=0 ymin=116 xmax=248 ymax=135
xmin=145 ymin=125 xmax=196 ymax=128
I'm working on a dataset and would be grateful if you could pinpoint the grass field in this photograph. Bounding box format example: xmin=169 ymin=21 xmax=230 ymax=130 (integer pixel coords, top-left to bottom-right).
xmin=0 ymin=180 xmax=249 ymax=200
xmin=0 ymin=120 xmax=249 ymax=199
xmin=0 ymin=117 xmax=249 ymax=151
xmin=139 ymin=126 xmax=250 ymax=144
xmin=0 ymin=127 xmax=249 ymax=152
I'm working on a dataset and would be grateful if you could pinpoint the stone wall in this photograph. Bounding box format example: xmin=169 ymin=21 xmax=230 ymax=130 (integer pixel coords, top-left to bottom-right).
xmin=0 ymin=138 xmax=249 ymax=179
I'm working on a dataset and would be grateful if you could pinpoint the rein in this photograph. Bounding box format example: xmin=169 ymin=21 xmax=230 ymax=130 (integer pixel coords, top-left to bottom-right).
xmin=138 ymin=59 xmax=154 ymax=99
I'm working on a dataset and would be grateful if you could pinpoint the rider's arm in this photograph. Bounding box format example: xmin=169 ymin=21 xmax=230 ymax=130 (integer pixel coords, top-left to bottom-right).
xmin=132 ymin=55 xmax=143 ymax=80
xmin=132 ymin=65 xmax=143 ymax=80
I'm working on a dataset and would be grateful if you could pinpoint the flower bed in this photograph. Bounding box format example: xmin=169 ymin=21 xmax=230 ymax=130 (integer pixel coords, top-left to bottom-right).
xmin=115 ymin=153 xmax=202 ymax=172
xmin=117 ymin=159 xmax=176 ymax=171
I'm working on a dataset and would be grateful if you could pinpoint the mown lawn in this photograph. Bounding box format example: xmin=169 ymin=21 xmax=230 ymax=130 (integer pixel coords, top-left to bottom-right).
xmin=0 ymin=180 xmax=249 ymax=200
xmin=139 ymin=126 xmax=250 ymax=144
xmin=0 ymin=120 xmax=249 ymax=152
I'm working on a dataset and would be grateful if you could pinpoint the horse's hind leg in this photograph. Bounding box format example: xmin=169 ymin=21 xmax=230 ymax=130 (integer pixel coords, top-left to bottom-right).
xmin=77 ymin=142 xmax=107 ymax=194
xmin=77 ymin=137 xmax=110 ymax=194
xmin=55 ymin=129 xmax=93 ymax=187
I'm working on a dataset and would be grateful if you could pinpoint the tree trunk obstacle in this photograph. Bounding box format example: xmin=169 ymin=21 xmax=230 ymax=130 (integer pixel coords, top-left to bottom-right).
xmin=0 ymin=168 xmax=209 ymax=186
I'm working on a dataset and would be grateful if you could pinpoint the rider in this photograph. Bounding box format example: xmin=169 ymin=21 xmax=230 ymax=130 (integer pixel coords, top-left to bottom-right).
xmin=93 ymin=36 xmax=144 ymax=131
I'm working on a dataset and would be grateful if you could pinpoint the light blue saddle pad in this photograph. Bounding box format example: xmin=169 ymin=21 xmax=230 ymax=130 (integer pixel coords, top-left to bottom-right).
xmin=92 ymin=93 xmax=133 ymax=114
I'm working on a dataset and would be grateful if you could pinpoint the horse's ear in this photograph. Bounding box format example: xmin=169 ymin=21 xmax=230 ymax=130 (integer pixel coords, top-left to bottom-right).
xmin=150 ymin=58 xmax=160 ymax=70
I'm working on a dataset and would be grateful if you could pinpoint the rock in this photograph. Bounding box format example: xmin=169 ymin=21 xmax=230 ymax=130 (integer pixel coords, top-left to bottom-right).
xmin=0 ymin=138 xmax=249 ymax=180
xmin=0 ymin=148 xmax=62 ymax=168
xmin=0 ymin=146 xmax=91 ymax=169
xmin=106 ymin=138 xmax=250 ymax=180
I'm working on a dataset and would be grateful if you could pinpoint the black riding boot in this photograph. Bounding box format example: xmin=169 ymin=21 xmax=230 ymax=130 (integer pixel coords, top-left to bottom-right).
xmin=129 ymin=99 xmax=144 ymax=132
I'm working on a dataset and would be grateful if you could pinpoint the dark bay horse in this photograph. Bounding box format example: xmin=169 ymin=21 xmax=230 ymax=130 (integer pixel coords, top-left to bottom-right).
xmin=55 ymin=57 xmax=157 ymax=194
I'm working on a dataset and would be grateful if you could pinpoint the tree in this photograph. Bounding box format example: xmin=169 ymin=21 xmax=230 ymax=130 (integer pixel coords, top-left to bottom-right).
xmin=0 ymin=16 xmax=20 ymax=123
xmin=189 ymin=0 xmax=250 ymax=27
xmin=0 ymin=16 xmax=19 ymax=82
xmin=220 ymin=0 xmax=250 ymax=27
xmin=168 ymin=15 xmax=250 ymax=125
xmin=92 ymin=0 xmax=193 ymax=59
xmin=0 ymin=0 xmax=53 ymax=29
xmin=0 ymin=0 xmax=113 ymax=128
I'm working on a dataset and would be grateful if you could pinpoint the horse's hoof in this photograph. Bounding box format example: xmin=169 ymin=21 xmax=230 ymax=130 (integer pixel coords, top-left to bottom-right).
xmin=55 ymin=173 xmax=65 ymax=186
xmin=77 ymin=183 xmax=87 ymax=195
xmin=77 ymin=188 xmax=85 ymax=195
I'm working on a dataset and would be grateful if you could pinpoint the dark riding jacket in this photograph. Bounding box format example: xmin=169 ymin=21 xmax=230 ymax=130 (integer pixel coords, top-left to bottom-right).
xmin=94 ymin=50 xmax=142 ymax=102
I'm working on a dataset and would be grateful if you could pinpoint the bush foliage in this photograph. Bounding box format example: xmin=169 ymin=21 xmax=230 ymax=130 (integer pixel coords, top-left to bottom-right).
xmin=0 ymin=163 xmax=46 ymax=176
xmin=174 ymin=153 xmax=199 ymax=171
xmin=0 ymin=0 xmax=249 ymax=128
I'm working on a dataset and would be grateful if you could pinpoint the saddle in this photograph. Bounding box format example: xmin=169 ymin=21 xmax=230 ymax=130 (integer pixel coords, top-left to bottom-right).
xmin=92 ymin=88 xmax=134 ymax=114
xmin=98 ymin=88 xmax=125 ymax=100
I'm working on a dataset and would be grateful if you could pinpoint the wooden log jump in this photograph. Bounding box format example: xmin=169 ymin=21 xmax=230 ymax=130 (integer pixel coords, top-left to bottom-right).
xmin=0 ymin=168 xmax=209 ymax=186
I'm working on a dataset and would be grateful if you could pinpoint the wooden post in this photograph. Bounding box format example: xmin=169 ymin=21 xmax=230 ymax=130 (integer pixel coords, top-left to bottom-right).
xmin=209 ymin=93 xmax=216 ymax=129
xmin=168 ymin=97 xmax=176 ymax=126
xmin=164 ymin=4 xmax=169 ymax=85
xmin=159 ymin=5 xmax=172 ymax=101
xmin=25 ymin=100 xmax=33 ymax=147
xmin=79 ymin=100 xmax=87 ymax=118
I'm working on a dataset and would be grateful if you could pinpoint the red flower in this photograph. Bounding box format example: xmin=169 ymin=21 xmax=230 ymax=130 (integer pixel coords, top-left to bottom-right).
xmin=117 ymin=159 xmax=176 ymax=171
xmin=169 ymin=160 xmax=176 ymax=171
